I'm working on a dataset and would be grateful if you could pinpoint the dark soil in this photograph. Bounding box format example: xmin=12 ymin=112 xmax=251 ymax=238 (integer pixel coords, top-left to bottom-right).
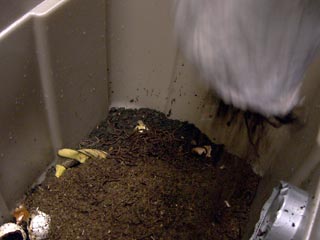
xmin=24 ymin=108 xmax=260 ymax=240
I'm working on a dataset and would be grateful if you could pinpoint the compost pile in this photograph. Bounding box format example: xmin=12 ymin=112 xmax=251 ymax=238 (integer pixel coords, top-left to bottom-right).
xmin=24 ymin=108 xmax=260 ymax=240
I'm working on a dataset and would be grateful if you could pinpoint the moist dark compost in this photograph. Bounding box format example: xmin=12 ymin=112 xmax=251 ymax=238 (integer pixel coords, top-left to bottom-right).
xmin=24 ymin=108 xmax=260 ymax=240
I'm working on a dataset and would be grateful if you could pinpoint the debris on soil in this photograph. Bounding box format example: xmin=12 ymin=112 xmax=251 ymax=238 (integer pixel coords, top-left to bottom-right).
xmin=13 ymin=205 xmax=30 ymax=225
xmin=134 ymin=120 xmax=149 ymax=133
xmin=224 ymin=200 xmax=231 ymax=208
xmin=192 ymin=147 xmax=207 ymax=156
xmin=54 ymin=165 xmax=67 ymax=178
xmin=1 ymin=206 xmax=51 ymax=240
xmin=204 ymin=145 xmax=212 ymax=158
xmin=58 ymin=148 xmax=107 ymax=163
xmin=28 ymin=210 xmax=51 ymax=240
xmin=0 ymin=222 xmax=27 ymax=240
xmin=23 ymin=108 xmax=260 ymax=240
xmin=192 ymin=145 xmax=212 ymax=158
xmin=55 ymin=149 xmax=107 ymax=177
xmin=58 ymin=149 xmax=89 ymax=164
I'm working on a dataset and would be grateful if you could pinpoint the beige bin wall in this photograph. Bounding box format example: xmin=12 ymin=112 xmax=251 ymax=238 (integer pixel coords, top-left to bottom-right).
xmin=0 ymin=0 xmax=107 ymax=222
xmin=0 ymin=0 xmax=44 ymax=32
xmin=106 ymin=0 xmax=320 ymax=238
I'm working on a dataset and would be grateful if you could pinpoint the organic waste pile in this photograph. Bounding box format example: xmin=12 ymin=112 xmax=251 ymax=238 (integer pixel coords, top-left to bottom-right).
xmin=21 ymin=108 xmax=259 ymax=240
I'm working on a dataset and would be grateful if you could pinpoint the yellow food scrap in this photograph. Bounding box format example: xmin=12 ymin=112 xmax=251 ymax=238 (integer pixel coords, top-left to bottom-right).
xmin=55 ymin=165 xmax=67 ymax=178
xmin=134 ymin=120 xmax=149 ymax=132
xmin=56 ymin=148 xmax=108 ymax=178
xmin=58 ymin=148 xmax=89 ymax=163
xmin=78 ymin=149 xmax=107 ymax=159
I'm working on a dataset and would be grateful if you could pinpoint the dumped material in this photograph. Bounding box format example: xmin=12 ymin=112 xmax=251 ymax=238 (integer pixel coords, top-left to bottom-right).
xmin=0 ymin=223 xmax=27 ymax=240
xmin=134 ymin=120 xmax=149 ymax=133
xmin=24 ymin=108 xmax=260 ymax=239
xmin=28 ymin=210 xmax=51 ymax=240
xmin=192 ymin=145 xmax=212 ymax=158
xmin=0 ymin=207 xmax=50 ymax=240
xmin=58 ymin=148 xmax=107 ymax=163
xmin=13 ymin=205 xmax=30 ymax=225
xmin=55 ymin=148 xmax=107 ymax=177
xmin=54 ymin=165 xmax=67 ymax=178
xmin=192 ymin=147 xmax=207 ymax=156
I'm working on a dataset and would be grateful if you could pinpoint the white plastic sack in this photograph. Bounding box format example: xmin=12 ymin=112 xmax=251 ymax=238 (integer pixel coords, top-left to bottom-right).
xmin=174 ymin=0 xmax=320 ymax=116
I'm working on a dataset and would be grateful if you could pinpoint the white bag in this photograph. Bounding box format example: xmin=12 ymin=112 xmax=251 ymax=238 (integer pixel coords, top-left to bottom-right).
xmin=174 ymin=0 xmax=320 ymax=116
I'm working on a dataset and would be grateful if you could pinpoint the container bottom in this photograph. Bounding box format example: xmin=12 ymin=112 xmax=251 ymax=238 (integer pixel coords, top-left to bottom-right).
xmin=22 ymin=108 xmax=260 ymax=239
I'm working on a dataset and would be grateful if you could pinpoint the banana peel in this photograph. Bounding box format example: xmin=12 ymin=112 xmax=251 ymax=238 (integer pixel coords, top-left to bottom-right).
xmin=78 ymin=149 xmax=107 ymax=159
xmin=55 ymin=164 xmax=66 ymax=178
xmin=55 ymin=148 xmax=107 ymax=178
xmin=58 ymin=149 xmax=89 ymax=163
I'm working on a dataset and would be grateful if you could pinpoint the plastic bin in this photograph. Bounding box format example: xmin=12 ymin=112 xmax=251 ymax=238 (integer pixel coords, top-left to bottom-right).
xmin=0 ymin=0 xmax=319 ymax=239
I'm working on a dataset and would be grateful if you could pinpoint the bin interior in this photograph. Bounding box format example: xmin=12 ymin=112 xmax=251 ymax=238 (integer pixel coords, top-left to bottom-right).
xmin=1 ymin=0 xmax=320 ymax=239
xmin=0 ymin=0 xmax=44 ymax=32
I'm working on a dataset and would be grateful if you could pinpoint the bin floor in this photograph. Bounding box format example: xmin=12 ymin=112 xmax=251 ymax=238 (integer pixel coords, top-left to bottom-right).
xmin=24 ymin=108 xmax=260 ymax=240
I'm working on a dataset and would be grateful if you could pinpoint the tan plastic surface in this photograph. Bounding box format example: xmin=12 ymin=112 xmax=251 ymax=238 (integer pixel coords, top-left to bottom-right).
xmin=0 ymin=0 xmax=107 ymax=222
xmin=0 ymin=0 xmax=319 ymax=238
xmin=0 ymin=0 xmax=44 ymax=32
